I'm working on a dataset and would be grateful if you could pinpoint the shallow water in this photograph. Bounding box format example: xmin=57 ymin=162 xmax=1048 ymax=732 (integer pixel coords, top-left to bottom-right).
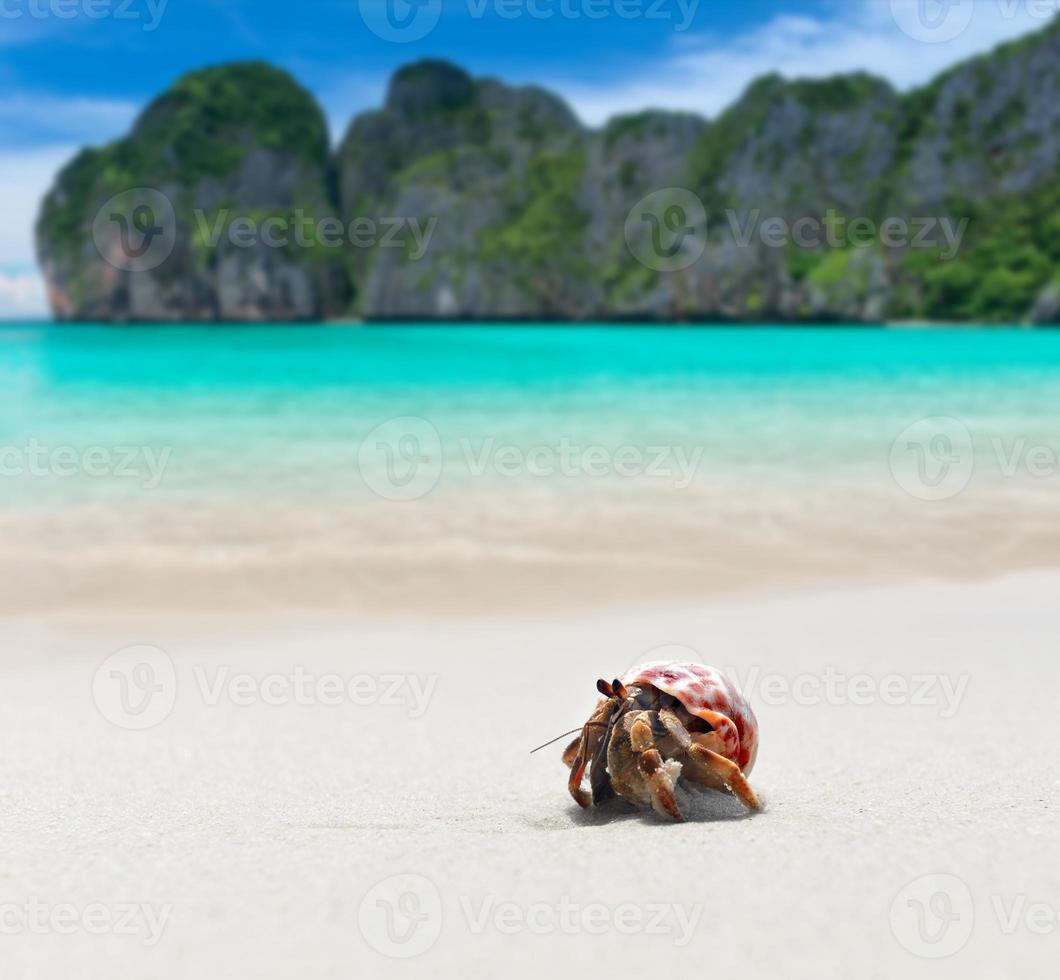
xmin=3 ymin=323 xmax=1060 ymax=614
xmin=3 ymin=323 xmax=1060 ymax=505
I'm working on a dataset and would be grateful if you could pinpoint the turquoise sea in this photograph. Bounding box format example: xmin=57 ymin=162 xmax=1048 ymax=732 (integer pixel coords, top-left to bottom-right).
xmin=3 ymin=323 xmax=1060 ymax=504
xmin=4 ymin=322 xmax=1060 ymax=613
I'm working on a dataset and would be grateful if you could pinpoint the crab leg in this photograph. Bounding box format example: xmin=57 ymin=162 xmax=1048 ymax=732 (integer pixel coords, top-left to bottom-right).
xmin=629 ymin=714 xmax=685 ymax=822
xmin=657 ymin=708 xmax=760 ymax=812
xmin=684 ymin=742 xmax=760 ymax=812
xmin=657 ymin=707 xmax=693 ymax=749
xmin=567 ymin=701 xmax=614 ymax=808
xmin=567 ymin=723 xmax=596 ymax=808
xmin=658 ymin=707 xmax=735 ymax=759
xmin=590 ymin=696 xmax=635 ymax=805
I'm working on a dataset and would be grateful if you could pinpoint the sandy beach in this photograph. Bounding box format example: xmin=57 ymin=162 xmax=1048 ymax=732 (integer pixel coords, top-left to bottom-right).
xmin=5 ymin=475 xmax=1060 ymax=620
xmin=10 ymin=1 xmax=1060 ymax=974
xmin=2 ymin=572 xmax=1056 ymax=979
xmin=4 ymin=327 xmax=1059 ymax=976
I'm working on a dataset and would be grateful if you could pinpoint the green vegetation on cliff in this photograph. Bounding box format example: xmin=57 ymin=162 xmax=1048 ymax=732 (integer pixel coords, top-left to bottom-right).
xmin=481 ymin=146 xmax=590 ymax=312
xmin=898 ymin=182 xmax=1060 ymax=322
xmin=130 ymin=61 xmax=330 ymax=180
xmin=38 ymin=62 xmax=332 ymax=263
xmin=36 ymin=61 xmax=348 ymax=321
xmin=34 ymin=17 xmax=1060 ymax=323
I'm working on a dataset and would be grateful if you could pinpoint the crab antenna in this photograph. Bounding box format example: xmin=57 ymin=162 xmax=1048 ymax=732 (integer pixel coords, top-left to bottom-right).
xmin=596 ymin=679 xmax=613 ymax=697
xmin=529 ymin=722 xmax=606 ymax=755
xmin=529 ymin=727 xmax=583 ymax=754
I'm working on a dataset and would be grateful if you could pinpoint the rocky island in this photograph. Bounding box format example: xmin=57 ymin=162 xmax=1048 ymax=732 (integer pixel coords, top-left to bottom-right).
xmin=36 ymin=17 xmax=1060 ymax=324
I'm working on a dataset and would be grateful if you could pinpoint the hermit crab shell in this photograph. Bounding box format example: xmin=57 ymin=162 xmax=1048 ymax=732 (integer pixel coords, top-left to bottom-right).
xmin=620 ymin=661 xmax=758 ymax=774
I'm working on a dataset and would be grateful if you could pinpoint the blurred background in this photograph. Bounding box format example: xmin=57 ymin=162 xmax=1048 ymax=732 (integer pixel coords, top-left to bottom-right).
xmin=5 ymin=0 xmax=1059 ymax=325
xmin=2 ymin=4 xmax=1059 ymax=980
xmin=3 ymin=0 xmax=1059 ymax=617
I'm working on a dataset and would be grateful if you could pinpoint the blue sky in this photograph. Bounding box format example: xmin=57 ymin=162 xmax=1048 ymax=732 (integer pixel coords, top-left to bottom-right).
xmin=2 ymin=0 xmax=1055 ymax=315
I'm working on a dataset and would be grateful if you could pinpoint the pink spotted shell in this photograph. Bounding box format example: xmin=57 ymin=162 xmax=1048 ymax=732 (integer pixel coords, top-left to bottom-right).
xmin=621 ymin=661 xmax=758 ymax=773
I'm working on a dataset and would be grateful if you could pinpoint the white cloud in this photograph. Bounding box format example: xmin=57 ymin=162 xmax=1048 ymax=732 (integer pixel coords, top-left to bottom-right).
xmin=0 ymin=92 xmax=137 ymax=144
xmin=0 ymin=92 xmax=135 ymax=318
xmin=0 ymin=268 xmax=47 ymax=318
xmin=554 ymin=1 xmax=1057 ymax=125
xmin=0 ymin=143 xmax=82 ymax=318
xmin=0 ymin=144 xmax=80 ymax=266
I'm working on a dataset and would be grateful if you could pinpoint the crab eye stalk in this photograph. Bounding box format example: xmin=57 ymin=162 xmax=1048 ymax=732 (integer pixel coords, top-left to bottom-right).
xmin=612 ymin=679 xmax=628 ymax=700
xmin=596 ymin=679 xmax=614 ymax=697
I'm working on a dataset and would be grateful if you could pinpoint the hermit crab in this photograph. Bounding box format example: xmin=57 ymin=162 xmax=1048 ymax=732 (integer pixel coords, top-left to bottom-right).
xmin=560 ymin=661 xmax=760 ymax=821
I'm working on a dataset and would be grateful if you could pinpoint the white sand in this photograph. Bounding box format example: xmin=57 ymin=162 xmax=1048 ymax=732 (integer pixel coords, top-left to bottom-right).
xmin=1 ymin=573 xmax=1057 ymax=978
xmin=6 ymin=481 xmax=1060 ymax=618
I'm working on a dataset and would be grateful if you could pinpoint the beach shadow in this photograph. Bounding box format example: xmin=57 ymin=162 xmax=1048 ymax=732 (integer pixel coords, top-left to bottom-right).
xmin=561 ymin=787 xmax=760 ymax=828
